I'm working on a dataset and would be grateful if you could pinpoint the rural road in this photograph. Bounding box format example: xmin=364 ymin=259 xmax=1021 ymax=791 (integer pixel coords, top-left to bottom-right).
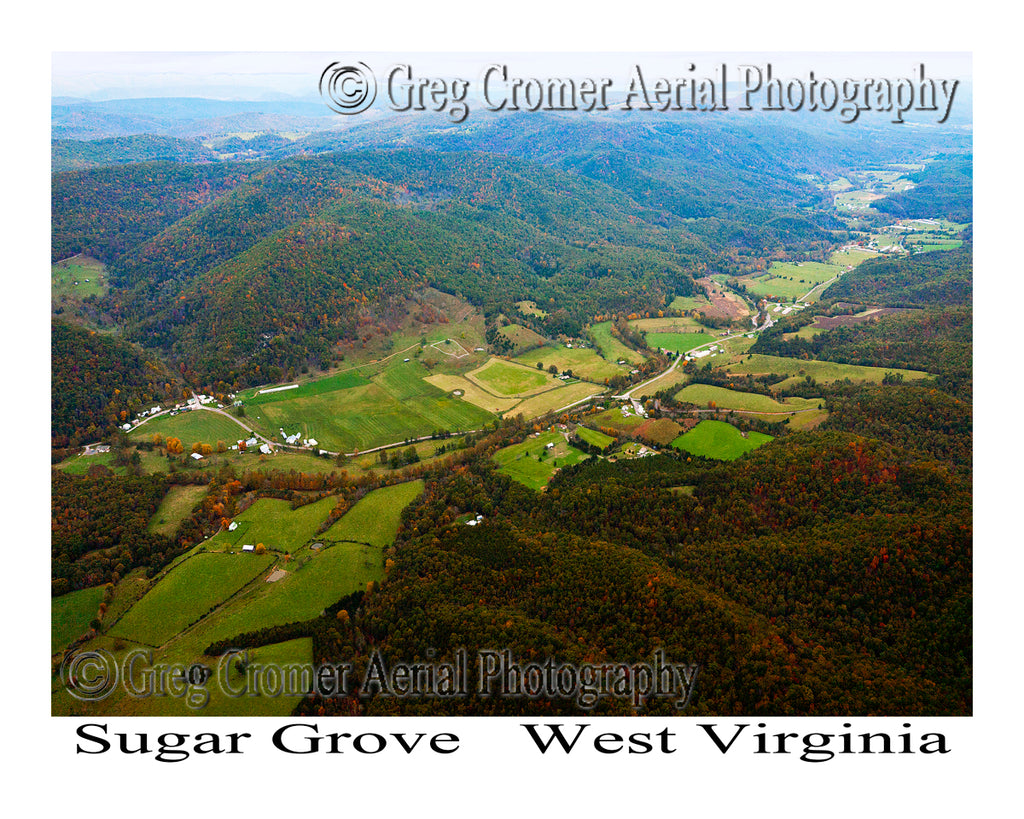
xmin=615 ymin=353 xmax=684 ymax=400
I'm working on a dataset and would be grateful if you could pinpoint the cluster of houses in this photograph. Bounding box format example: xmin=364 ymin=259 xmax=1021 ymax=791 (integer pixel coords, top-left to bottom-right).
xmin=122 ymin=393 xmax=228 ymax=431
xmin=279 ymin=428 xmax=318 ymax=448
xmin=684 ymin=344 xmax=721 ymax=363
xmin=620 ymin=398 xmax=648 ymax=419
xmin=225 ymin=436 xmax=272 ymax=455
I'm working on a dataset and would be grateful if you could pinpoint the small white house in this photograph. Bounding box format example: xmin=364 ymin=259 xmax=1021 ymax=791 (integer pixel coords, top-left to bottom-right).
xmin=228 ymin=522 xmax=238 ymax=531
xmin=242 ymin=544 xmax=255 ymax=552
xmin=259 ymin=443 xmax=272 ymax=455
xmin=191 ymin=452 xmax=203 ymax=460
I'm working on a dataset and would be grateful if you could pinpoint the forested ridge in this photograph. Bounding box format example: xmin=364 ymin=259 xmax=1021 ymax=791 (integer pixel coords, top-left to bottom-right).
xmin=289 ymin=427 xmax=970 ymax=716
xmin=51 ymin=318 xmax=179 ymax=448
xmin=52 ymin=115 xmax=921 ymax=389
xmin=51 ymin=110 xmax=972 ymax=717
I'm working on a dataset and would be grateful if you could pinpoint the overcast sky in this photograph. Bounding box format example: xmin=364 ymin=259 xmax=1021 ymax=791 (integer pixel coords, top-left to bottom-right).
xmin=52 ymin=51 xmax=972 ymax=101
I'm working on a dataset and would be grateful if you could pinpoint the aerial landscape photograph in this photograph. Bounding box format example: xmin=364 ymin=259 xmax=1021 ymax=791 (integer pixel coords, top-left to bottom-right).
xmin=49 ymin=51 xmax=972 ymax=721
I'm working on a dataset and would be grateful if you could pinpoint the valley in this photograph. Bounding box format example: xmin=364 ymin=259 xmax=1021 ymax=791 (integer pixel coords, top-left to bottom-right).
xmin=51 ymin=100 xmax=972 ymax=718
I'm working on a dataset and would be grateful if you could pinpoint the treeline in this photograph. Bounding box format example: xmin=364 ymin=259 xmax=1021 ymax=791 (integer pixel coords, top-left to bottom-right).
xmin=873 ymin=155 xmax=973 ymax=223
xmin=822 ymin=383 xmax=971 ymax=471
xmin=752 ymin=307 xmax=972 ymax=400
xmin=52 ymin=144 xmax=884 ymax=390
xmin=51 ymin=318 xmax=179 ymax=448
xmin=51 ymin=161 xmax=253 ymax=262
xmin=51 ymin=470 xmax=175 ymax=594
xmin=826 ymin=245 xmax=972 ymax=307
xmin=51 ymin=135 xmax=217 ymax=173
xmin=293 ymin=426 xmax=970 ymax=716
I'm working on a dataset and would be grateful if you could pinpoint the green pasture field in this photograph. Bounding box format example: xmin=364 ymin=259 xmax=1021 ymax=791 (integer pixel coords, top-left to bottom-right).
xmin=206 ymin=540 xmax=381 ymax=635
xmin=514 ymin=344 xmax=626 ymax=382
xmin=205 ymin=496 xmax=338 ymax=553
xmin=669 ymin=294 xmax=713 ymax=313
xmin=907 ymin=238 xmax=963 ymax=252
xmin=424 ymin=373 xmax=520 ymax=414
xmin=629 ymin=367 xmax=691 ymax=399
xmin=722 ymin=354 xmax=930 ymax=385
xmin=575 ymin=426 xmax=616 ymax=451
xmin=431 ymin=338 xmax=471 ymax=358
xmin=99 ymin=568 xmax=150 ymax=625
xmin=130 ymin=410 xmax=248 ymax=449
xmin=830 ymin=248 xmax=877 ymax=267
xmin=52 ymin=257 xmax=106 ymax=300
xmin=246 ymin=359 xmax=494 ymax=454
xmin=136 ymin=446 xmax=341 ymax=476
xmin=784 ymin=325 xmax=825 ymax=341
xmin=741 ymin=261 xmax=840 ymax=301
xmin=784 ymin=408 xmax=830 ymax=430
xmin=588 ymin=407 xmax=646 ymax=434
xmin=194 ymin=637 xmax=313 ymax=717
xmin=503 ymin=381 xmax=605 ymax=421
xmin=240 ymin=370 xmax=371 ymax=405
xmin=835 ymin=190 xmax=884 ymax=207
xmin=516 ymin=300 xmax=548 ymax=317
xmin=56 ymin=451 xmax=120 ymax=475
xmin=232 ymin=450 xmax=340 ymax=473
xmin=589 ymin=321 xmax=647 ymax=364
xmin=671 ymin=420 xmax=774 ymax=461
xmin=675 ymin=384 xmax=822 ymax=414
xmin=469 ymin=358 xmax=554 ymax=396
xmin=493 ymin=431 xmax=589 ymax=490
xmin=148 ymin=484 xmax=209 ymax=536
xmin=903 ymin=219 xmax=967 ymax=233
xmin=323 ymin=480 xmax=424 ymax=546
xmin=646 ymin=332 xmax=716 ymax=355
xmin=109 ymin=552 xmax=276 ymax=646
xmin=53 ymin=481 xmax=423 ymax=716
xmin=52 ymin=586 xmax=104 ymax=653
xmin=630 ymin=316 xmax=711 ymax=333
xmin=144 ymin=484 xmax=422 ymax=648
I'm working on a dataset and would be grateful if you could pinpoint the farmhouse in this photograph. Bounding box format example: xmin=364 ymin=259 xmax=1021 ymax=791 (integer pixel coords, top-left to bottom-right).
xmin=191 ymin=452 xmax=203 ymax=460
xmin=259 ymin=443 xmax=272 ymax=455
xmin=242 ymin=544 xmax=255 ymax=552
